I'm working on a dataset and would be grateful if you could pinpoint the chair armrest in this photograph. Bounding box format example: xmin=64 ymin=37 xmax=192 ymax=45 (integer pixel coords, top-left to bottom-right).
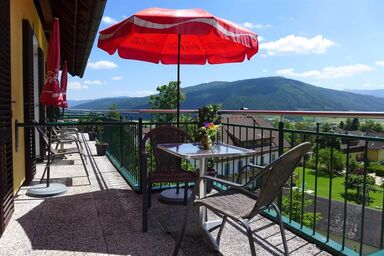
xmin=243 ymin=165 xmax=271 ymax=188
xmin=236 ymin=164 xmax=266 ymax=184
xmin=198 ymin=175 xmax=242 ymax=189
xmin=56 ymin=134 xmax=78 ymax=141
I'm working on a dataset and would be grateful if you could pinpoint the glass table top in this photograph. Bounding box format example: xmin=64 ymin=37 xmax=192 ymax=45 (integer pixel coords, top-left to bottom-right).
xmin=157 ymin=143 xmax=255 ymax=159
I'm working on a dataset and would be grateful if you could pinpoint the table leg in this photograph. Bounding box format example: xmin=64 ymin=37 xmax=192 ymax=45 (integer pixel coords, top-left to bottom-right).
xmin=198 ymin=158 xmax=222 ymax=251
xmin=198 ymin=158 xmax=207 ymax=226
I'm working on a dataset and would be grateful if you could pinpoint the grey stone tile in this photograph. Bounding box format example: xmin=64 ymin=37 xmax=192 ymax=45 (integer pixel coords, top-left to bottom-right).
xmin=41 ymin=197 xmax=96 ymax=217
xmin=1 ymin=136 xmax=330 ymax=256
xmin=99 ymin=208 xmax=163 ymax=236
xmin=31 ymin=227 xmax=107 ymax=254
xmin=105 ymin=231 xmax=175 ymax=256
xmin=0 ymin=222 xmax=34 ymax=253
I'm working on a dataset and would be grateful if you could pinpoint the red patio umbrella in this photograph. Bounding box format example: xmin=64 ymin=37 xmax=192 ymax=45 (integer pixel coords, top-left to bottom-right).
xmin=29 ymin=17 xmax=67 ymax=197
xmin=59 ymin=61 xmax=68 ymax=109
xmin=40 ymin=17 xmax=63 ymax=106
xmin=97 ymin=8 xmax=259 ymax=125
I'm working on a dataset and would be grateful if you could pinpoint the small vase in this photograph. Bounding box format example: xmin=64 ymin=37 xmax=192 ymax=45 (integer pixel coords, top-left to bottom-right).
xmin=201 ymin=135 xmax=212 ymax=150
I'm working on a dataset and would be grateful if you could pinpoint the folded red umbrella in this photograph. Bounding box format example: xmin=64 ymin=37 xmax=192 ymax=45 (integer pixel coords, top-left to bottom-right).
xmin=58 ymin=61 xmax=68 ymax=108
xmin=40 ymin=18 xmax=63 ymax=106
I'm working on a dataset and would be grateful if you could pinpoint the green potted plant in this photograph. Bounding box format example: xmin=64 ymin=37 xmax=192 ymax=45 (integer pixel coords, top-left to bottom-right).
xmin=95 ymin=120 xmax=108 ymax=156
xmin=194 ymin=104 xmax=222 ymax=143
xmin=86 ymin=113 xmax=97 ymax=141
xmin=88 ymin=129 xmax=96 ymax=141
xmin=195 ymin=104 xmax=222 ymax=192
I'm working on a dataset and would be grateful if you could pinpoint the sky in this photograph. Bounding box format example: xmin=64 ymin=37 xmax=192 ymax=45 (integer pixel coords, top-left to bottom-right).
xmin=67 ymin=0 xmax=384 ymax=100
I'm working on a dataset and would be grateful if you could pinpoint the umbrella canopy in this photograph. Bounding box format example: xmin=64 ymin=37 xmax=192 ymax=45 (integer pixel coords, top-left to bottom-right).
xmin=40 ymin=18 xmax=63 ymax=106
xmin=97 ymin=8 xmax=259 ymax=124
xmin=98 ymin=8 xmax=258 ymax=64
xmin=59 ymin=61 xmax=68 ymax=108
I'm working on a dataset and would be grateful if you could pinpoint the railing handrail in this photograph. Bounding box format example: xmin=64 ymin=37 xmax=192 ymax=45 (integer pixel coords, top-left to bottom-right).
xmin=68 ymin=108 xmax=384 ymax=119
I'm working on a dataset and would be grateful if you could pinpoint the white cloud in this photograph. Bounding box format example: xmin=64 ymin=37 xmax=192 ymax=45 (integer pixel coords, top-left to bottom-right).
xmin=262 ymin=69 xmax=268 ymax=73
xmin=112 ymin=90 xmax=156 ymax=97
xmin=276 ymin=64 xmax=373 ymax=79
xmin=132 ymin=90 xmax=156 ymax=97
xmin=112 ymin=76 xmax=123 ymax=80
xmin=87 ymin=60 xmax=117 ymax=70
xmin=242 ymin=22 xmax=272 ymax=29
xmin=260 ymin=35 xmax=335 ymax=56
xmin=376 ymin=60 xmax=384 ymax=66
xmin=102 ymin=16 xmax=117 ymax=25
xmin=258 ymin=36 xmax=265 ymax=42
xmin=84 ymin=80 xmax=103 ymax=85
xmin=68 ymin=82 xmax=88 ymax=90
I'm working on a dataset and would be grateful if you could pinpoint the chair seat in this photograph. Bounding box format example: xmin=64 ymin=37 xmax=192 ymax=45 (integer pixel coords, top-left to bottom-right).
xmin=149 ymin=169 xmax=198 ymax=183
xmin=194 ymin=188 xmax=258 ymax=220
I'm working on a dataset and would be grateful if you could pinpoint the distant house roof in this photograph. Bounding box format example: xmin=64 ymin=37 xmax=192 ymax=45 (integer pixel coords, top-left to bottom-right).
xmin=336 ymin=129 xmax=384 ymax=151
xmin=366 ymin=132 xmax=384 ymax=150
xmin=220 ymin=114 xmax=290 ymax=152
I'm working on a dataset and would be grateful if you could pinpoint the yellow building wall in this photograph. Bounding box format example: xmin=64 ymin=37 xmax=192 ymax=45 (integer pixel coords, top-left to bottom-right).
xmin=377 ymin=150 xmax=384 ymax=162
xmin=368 ymin=150 xmax=379 ymax=162
xmin=350 ymin=152 xmax=363 ymax=160
xmin=10 ymin=0 xmax=47 ymax=194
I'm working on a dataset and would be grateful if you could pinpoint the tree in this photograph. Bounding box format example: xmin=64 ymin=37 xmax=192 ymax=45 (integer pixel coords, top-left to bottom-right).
xmin=344 ymin=118 xmax=360 ymax=131
xmin=294 ymin=121 xmax=316 ymax=131
xmin=108 ymin=104 xmax=121 ymax=120
xmin=197 ymin=104 xmax=222 ymax=126
xmin=339 ymin=121 xmax=345 ymax=129
xmin=321 ymin=122 xmax=332 ymax=132
xmin=149 ymin=81 xmax=186 ymax=123
xmin=345 ymin=174 xmax=375 ymax=205
xmin=349 ymin=158 xmax=363 ymax=173
xmin=351 ymin=118 xmax=360 ymax=130
xmin=360 ymin=120 xmax=383 ymax=132
xmin=309 ymin=147 xmax=345 ymax=174
xmin=282 ymin=188 xmax=321 ymax=227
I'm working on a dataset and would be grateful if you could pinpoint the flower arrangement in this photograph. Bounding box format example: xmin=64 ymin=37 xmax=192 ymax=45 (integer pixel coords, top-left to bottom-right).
xmin=198 ymin=122 xmax=220 ymax=138
xmin=197 ymin=122 xmax=220 ymax=149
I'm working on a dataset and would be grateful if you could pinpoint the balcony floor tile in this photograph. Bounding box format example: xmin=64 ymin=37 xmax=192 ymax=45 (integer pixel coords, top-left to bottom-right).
xmin=0 ymin=136 xmax=330 ymax=256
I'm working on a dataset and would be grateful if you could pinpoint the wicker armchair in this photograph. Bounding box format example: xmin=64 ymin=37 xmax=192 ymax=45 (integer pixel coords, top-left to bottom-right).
xmin=141 ymin=126 xmax=198 ymax=207
xmin=172 ymin=142 xmax=312 ymax=256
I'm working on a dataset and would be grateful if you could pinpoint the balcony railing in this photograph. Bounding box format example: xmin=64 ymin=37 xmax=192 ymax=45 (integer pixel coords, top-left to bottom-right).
xmin=17 ymin=109 xmax=384 ymax=255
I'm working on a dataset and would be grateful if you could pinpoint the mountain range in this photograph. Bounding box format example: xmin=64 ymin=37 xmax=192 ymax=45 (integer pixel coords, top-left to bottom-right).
xmin=346 ymin=89 xmax=384 ymax=98
xmin=72 ymin=77 xmax=384 ymax=111
xmin=67 ymin=99 xmax=92 ymax=107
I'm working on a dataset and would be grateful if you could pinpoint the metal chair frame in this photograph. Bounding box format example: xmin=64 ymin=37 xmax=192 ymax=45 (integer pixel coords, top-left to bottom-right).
xmin=141 ymin=125 xmax=198 ymax=207
xmin=172 ymin=142 xmax=312 ymax=256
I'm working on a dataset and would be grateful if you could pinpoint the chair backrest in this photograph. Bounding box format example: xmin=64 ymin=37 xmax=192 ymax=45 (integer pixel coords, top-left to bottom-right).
xmin=35 ymin=127 xmax=57 ymax=155
xmin=246 ymin=142 xmax=312 ymax=219
xmin=141 ymin=126 xmax=193 ymax=172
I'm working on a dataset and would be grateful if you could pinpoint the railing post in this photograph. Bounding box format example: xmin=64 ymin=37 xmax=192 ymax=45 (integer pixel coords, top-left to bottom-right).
xmin=120 ymin=116 xmax=123 ymax=168
xmin=313 ymin=123 xmax=320 ymax=235
xmin=359 ymin=141 xmax=369 ymax=255
xmin=138 ymin=118 xmax=148 ymax=232
xmin=277 ymin=121 xmax=284 ymax=209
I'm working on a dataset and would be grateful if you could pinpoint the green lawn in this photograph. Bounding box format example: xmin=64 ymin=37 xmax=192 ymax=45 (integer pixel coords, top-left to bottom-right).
xmin=295 ymin=167 xmax=384 ymax=209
